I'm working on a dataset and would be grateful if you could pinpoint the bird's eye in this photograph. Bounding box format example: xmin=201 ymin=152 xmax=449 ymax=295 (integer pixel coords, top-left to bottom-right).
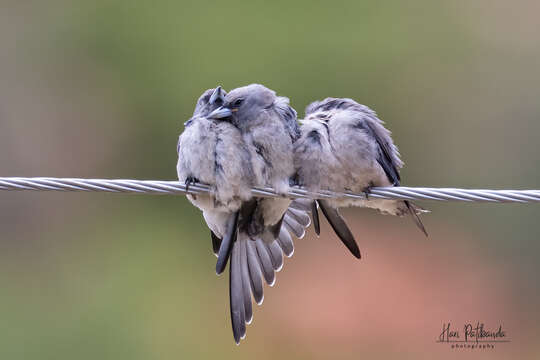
xmin=233 ymin=99 xmax=244 ymax=107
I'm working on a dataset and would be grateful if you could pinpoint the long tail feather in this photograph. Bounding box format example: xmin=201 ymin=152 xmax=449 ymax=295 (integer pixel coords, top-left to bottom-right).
xmin=311 ymin=201 xmax=321 ymax=236
xmin=318 ymin=200 xmax=361 ymax=259
xmin=229 ymin=241 xmax=246 ymax=344
xmin=284 ymin=214 xmax=306 ymax=239
xmin=286 ymin=207 xmax=311 ymax=227
xmin=245 ymin=239 xmax=264 ymax=304
xmin=211 ymin=231 xmax=221 ymax=256
xmin=288 ymin=198 xmax=313 ymax=211
xmin=266 ymin=241 xmax=284 ymax=272
xmin=404 ymin=200 xmax=428 ymax=237
xmin=216 ymin=211 xmax=239 ymax=274
xmin=254 ymin=238 xmax=276 ymax=286
xmin=238 ymin=239 xmax=253 ymax=324
xmin=277 ymin=226 xmax=294 ymax=257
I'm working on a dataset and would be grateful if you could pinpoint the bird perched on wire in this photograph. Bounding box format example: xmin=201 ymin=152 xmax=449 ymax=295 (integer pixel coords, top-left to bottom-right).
xmin=177 ymin=85 xmax=310 ymax=344
xmin=294 ymin=97 xmax=428 ymax=258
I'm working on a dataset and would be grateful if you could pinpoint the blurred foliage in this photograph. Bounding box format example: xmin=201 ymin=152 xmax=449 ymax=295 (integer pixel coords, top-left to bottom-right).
xmin=1 ymin=0 xmax=539 ymax=359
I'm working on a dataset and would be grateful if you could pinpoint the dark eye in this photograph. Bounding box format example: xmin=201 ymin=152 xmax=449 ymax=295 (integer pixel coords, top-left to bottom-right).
xmin=233 ymin=98 xmax=244 ymax=107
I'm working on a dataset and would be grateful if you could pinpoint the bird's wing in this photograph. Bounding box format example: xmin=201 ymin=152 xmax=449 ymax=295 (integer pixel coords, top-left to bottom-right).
xmin=358 ymin=114 xmax=403 ymax=186
xmin=273 ymin=96 xmax=300 ymax=142
xmin=354 ymin=110 xmax=428 ymax=236
xmin=364 ymin=121 xmax=401 ymax=186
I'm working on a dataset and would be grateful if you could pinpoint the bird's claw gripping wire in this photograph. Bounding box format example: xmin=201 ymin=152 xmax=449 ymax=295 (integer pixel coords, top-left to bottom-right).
xmin=362 ymin=182 xmax=375 ymax=200
xmin=185 ymin=176 xmax=200 ymax=199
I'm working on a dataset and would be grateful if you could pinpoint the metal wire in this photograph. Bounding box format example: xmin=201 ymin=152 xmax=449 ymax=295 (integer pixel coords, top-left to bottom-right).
xmin=0 ymin=177 xmax=539 ymax=203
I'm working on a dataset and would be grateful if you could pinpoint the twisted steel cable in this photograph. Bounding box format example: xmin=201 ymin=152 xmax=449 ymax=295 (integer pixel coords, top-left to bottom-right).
xmin=0 ymin=177 xmax=539 ymax=203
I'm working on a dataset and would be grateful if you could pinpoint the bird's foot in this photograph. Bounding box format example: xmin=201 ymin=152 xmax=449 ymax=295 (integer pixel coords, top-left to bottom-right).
xmin=362 ymin=182 xmax=375 ymax=200
xmin=289 ymin=174 xmax=301 ymax=187
xmin=185 ymin=176 xmax=199 ymax=199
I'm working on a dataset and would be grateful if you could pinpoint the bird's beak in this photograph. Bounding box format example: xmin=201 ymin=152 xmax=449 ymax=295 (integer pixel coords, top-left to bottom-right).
xmin=209 ymin=86 xmax=224 ymax=105
xmin=208 ymin=106 xmax=232 ymax=119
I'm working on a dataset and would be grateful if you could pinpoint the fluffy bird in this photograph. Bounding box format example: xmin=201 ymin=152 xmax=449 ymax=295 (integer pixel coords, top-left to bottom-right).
xmin=294 ymin=97 xmax=428 ymax=257
xmin=177 ymin=85 xmax=309 ymax=344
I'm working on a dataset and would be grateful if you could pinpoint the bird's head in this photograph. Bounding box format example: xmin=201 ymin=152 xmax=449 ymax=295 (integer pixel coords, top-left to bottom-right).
xmin=192 ymin=86 xmax=227 ymax=118
xmin=207 ymin=84 xmax=275 ymax=128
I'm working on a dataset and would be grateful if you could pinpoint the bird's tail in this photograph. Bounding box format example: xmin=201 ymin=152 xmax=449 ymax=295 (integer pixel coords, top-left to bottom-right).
xmin=283 ymin=207 xmax=310 ymax=239
xmin=288 ymin=198 xmax=313 ymax=212
xmin=404 ymin=200 xmax=429 ymax=237
xmin=310 ymin=200 xmax=321 ymax=236
xmin=221 ymin=201 xmax=311 ymax=344
xmin=289 ymin=198 xmax=318 ymax=236
xmin=317 ymin=199 xmax=361 ymax=259
xmin=215 ymin=211 xmax=239 ymax=275
xmin=229 ymin=231 xmax=293 ymax=344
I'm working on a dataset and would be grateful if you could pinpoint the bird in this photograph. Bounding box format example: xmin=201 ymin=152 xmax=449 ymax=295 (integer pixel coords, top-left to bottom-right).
xmin=177 ymin=85 xmax=309 ymax=344
xmin=293 ymin=97 xmax=428 ymax=258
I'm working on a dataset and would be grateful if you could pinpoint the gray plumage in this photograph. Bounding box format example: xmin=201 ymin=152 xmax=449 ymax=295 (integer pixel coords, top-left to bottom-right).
xmin=288 ymin=198 xmax=313 ymax=212
xmin=283 ymin=214 xmax=306 ymax=239
xmin=294 ymin=97 xmax=428 ymax=253
xmin=266 ymin=240 xmax=284 ymax=271
xmin=177 ymin=85 xmax=308 ymax=344
xmin=238 ymin=239 xmax=253 ymax=324
xmin=229 ymin=243 xmax=246 ymax=341
xmin=215 ymin=211 xmax=238 ymax=274
xmin=310 ymin=201 xmax=321 ymax=235
xmin=277 ymin=226 xmax=294 ymax=257
xmin=177 ymin=87 xmax=253 ymax=216
xmin=206 ymin=84 xmax=305 ymax=343
xmin=286 ymin=207 xmax=312 ymax=227
xmin=254 ymin=237 xmax=276 ymax=286
xmin=317 ymin=199 xmax=360 ymax=258
xmin=245 ymin=238 xmax=264 ymax=304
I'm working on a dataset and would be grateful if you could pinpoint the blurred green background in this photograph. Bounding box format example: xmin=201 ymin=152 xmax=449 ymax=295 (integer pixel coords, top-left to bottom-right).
xmin=1 ymin=0 xmax=539 ymax=359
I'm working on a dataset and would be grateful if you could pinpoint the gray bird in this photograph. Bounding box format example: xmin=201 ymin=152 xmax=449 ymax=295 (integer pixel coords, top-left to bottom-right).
xmin=294 ymin=98 xmax=428 ymax=257
xmin=177 ymin=85 xmax=309 ymax=344
xmin=207 ymin=84 xmax=307 ymax=342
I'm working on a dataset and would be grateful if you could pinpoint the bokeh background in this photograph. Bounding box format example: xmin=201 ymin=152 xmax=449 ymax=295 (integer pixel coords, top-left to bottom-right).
xmin=1 ymin=0 xmax=539 ymax=359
